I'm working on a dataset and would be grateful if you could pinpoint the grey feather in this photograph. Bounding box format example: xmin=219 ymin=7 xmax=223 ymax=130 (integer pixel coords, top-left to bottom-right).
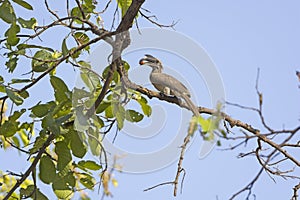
xmin=150 ymin=73 xmax=191 ymax=97
xmin=140 ymin=54 xmax=199 ymax=116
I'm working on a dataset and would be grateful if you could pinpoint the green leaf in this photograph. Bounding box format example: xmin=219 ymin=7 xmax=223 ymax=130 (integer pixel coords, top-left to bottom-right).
xmin=61 ymin=38 xmax=68 ymax=57
xmin=137 ymin=96 xmax=152 ymax=117
xmin=123 ymin=60 xmax=130 ymax=71
xmin=41 ymin=114 xmax=60 ymax=134
xmin=10 ymin=78 xmax=30 ymax=84
xmin=12 ymin=136 xmax=20 ymax=147
xmin=9 ymin=109 xmax=26 ymax=121
xmin=5 ymin=56 xmax=18 ymax=72
xmin=96 ymin=101 xmax=111 ymax=114
xmin=79 ymin=173 xmax=95 ymax=189
xmin=17 ymin=17 xmax=37 ymax=29
xmin=52 ymin=173 xmax=74 ymax=199
xmin=52 ymin=99 xmax=72 ymax=118
xmin=5 ymin=22 xmax=20 ymax=46
xmin=198 ymin=116 xmax=211 ymax=133
xmin=12 ymin=0 xmax=33 ymax=10
xmin=29 ymin=134 xmax=47 ymax=154
xmin=56 ymin=113 xmax=72 ymax=125
xmin=83 ymin=0 xmax=95 ymax=11
xmin=6 ymin=48 xmax=25 ymax=57
xmin=20 ymin=185 xmax=49 ymax=200
xmin=17 ymin=44 xmax=54 ymax=52
xmin=197 ymin=116 xmax=218 ymax=141
xmin=0 ymin=85 xmax=5 ymax=93
xmin=55 ymin=141 xmax=72 ymax=171
xmin=18 ymin=128 xmax=30 ymax=146
xmin=125 ymin=109 xmax=144 ymax=122
xmin=117 ymin=0 xmax=132 ymax=17
xmin=87 ymin=128 xmax=100 ymax=156
xmin=19 ymin=90 xmax=29 ymax=99
xmin=74 ymin=32 xmax=89 ymax=45
xmin=0 ymin=1 xmax=16 ymax=24
xmin=0 ymin=120 xmax=19 ymax=137
xmin=0 ymin=109 xmax=24 ymax=137
xmin=50 ymin=76 xmax=71 ymax=102
xmin=104 ymin=104 xmax=113 ymax=118
xmin=71 ymin=7 xmax=83 ymax=24
xmin=113 ymin=103 xmax=125 ymax=130
xmin=10 ymin=78 xmax=31 ymax=84
xmin=5 ymin=87 xmax=23 ymax=105
xmin=39 ymin=155 xmax=56 ymax=184
xmin=31 ymin=102 xmax=55 ymax=118
xmin=72 ymin=88 xmax=90 ymax=106
xmin=70 ymin=128 xmax=87 ymax=158
xmin=31 ymin=50 xmax=53 ymax=72
xmin=94 ymin=115 xmax=104 ymax=128
xmin=78 ymin=160 xmax=101 ymax=170
xmin=74 ymin=33 xmax=90 ymax=52
xmin=69 ymin=47 xmax=81 ymax=59
xmin=78 ymin=60 xmax=91 ymax=68
xmin=80 ymin=67 xmax=100 ymax=92
xmin=74 ymin=105 xmax=90 ymax=132
xmin=102 ymin=65 xmax=119 ymax=84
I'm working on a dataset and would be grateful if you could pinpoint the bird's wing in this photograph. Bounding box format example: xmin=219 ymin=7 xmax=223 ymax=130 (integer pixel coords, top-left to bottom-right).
xmin=150 ymin=73 xmax=191 ymax=97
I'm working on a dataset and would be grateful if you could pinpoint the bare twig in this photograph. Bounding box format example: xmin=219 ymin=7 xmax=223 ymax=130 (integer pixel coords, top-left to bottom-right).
xmin=99 ymin=0 xmax=112 ymax=14
xmin=292 ymin=182 xmax=300 ymax=200
xmin=4 ymin=138 xmax=30 ymax=154
xmin=229 ymin=168 xmax=264 ymax=200
xmin=139 ymin=10 xmax=178 ymax=29
xmin=144 ymin=181 xmax=174 ymax=192
xmin=45 ymin=0 xmax=60 ymax=20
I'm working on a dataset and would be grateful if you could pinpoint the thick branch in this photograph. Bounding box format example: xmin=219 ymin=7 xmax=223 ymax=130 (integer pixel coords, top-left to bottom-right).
xmin=116 ymin=0 xmax=145 ymax=32
xmin=87 ymin=0 xmax=145 ymax=114
xmin=119 ymin=74 xmax=300 ymax=167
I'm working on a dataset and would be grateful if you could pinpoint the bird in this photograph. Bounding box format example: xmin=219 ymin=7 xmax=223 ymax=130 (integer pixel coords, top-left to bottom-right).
xmin=139 ymin=54 xmax=199 ymax=116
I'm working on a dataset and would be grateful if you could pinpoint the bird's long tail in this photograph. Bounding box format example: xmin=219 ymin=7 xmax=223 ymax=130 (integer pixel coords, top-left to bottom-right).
xmin=176 ymin=93 xmax=199 ymax=116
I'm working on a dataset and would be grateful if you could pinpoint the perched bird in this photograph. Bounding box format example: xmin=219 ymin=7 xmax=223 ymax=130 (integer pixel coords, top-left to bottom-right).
xmin=139 ymin=54 xmax=199 ymax=116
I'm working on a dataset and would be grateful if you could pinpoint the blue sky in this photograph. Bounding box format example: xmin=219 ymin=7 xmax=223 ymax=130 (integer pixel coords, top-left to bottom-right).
xmin=1 ymin=1 xmax=300 ymax=200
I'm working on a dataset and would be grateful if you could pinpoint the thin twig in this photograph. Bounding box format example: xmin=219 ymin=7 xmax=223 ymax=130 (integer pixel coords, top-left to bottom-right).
xmin=139 ymin=10 xmax=178 ymax=29
xmin=229 ymin=168 xmax=264 ymax=200
xmin=292 ymin=182 xmax=300 ymax=200
xmin=144 ymin=181 xmax=174 ymax=192
xmin=44 ymin=0 xmax=60 ymax=20
xmin=99 ymin=0 xmax=112 ymax=14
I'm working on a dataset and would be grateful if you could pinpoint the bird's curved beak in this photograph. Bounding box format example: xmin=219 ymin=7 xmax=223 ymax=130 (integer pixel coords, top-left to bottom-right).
xmin=139 ymin=58 xmax=147 ymax=65
xmin=139 ymin=54 xmax=157 ymax=65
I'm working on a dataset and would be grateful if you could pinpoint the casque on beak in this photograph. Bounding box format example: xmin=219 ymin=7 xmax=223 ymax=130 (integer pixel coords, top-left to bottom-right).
xmin=139 ymin=54 xmax=158 ymax=65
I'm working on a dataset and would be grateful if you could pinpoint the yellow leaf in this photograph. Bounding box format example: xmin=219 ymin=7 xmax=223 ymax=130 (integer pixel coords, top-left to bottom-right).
xmin=111 ymin=178 xmax=118 ymax=187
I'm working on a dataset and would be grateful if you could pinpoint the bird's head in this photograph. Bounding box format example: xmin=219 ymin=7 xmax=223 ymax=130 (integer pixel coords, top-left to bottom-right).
xmin=139 ymin=54 xmax=163 ymax=72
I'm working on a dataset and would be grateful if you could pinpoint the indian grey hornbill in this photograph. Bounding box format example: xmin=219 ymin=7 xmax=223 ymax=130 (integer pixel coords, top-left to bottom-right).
xmin=139 ymin=54 xmax=199 ymax=116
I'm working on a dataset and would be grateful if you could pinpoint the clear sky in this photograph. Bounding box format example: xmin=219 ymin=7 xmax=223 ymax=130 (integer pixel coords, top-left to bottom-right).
xmin=1 ymin=1 xmax=300 ymax=200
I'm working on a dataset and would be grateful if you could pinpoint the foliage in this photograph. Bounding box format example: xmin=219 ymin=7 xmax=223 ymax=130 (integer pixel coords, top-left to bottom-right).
xmin=0 ymin=0 xmax=145 ymax=199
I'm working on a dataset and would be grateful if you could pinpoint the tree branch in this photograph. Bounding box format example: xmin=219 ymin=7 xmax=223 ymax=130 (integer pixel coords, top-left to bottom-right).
xmin=3 ymin=133 xmax=55 ymax=200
